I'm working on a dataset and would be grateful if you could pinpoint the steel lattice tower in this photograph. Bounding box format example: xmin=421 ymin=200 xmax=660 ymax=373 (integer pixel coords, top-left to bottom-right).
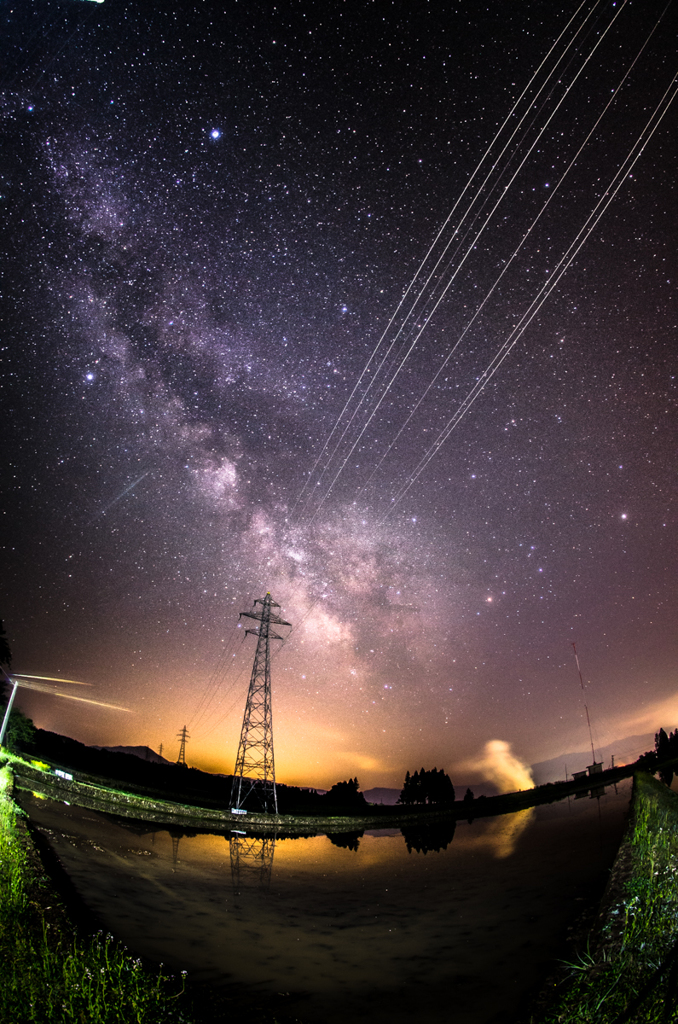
xmin=229 ymin=835 xmax=276 ymax=890
xmin=230 ymin=593 xmax=290 ymax=814
xmin=176 ymin=725 xmax=189 ymax=765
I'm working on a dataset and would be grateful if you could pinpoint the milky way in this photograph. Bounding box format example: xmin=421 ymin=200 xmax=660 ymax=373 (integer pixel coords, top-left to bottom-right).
xmin=2 ymin=0 xmax=676 ymax=788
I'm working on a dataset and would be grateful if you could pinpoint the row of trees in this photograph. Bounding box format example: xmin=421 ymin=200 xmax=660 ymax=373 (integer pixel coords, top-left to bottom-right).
xmin=655 ymin=728 xmax=678 ymax=786
xmin=398 ymin=767 xmax=455 ymax=806
xmin=324 ymin=777 xmax=367 ymax=808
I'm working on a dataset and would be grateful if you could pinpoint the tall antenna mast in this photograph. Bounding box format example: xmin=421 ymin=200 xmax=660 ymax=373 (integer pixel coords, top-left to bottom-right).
xmin=571 ymin=642 xmax=596 ymax=764
xmin=176 ymin=725 xmax=189 ymax=765
xmin=231 ymin=593 xmax=290 ymax=814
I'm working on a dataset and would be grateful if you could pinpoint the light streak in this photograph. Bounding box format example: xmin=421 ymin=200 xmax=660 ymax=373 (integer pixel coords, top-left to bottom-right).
xmin=11 ymin=673 xmax=92 ymax=686
xmin=92 ymin=471 xmax=150 ymax=520
xmin=9 ymin=677 xmax=131 ymax=711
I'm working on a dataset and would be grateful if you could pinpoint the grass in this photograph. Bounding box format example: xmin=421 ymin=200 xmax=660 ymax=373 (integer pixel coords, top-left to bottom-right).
xmin=532 ymin=772 xmax=678 ymax=1023
xmin=0 ymin=763 xmax=195 ymax=1024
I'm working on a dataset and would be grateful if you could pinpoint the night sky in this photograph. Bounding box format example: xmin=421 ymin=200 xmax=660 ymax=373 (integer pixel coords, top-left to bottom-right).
xmin=2 ymin=0 xmax=676 ymax=790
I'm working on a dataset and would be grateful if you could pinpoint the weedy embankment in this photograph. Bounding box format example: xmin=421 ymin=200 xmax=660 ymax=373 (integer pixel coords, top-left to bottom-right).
xmin=0 ymin=762 xmax=194 ymax=1024
xmin=533 ymin=772 xmax=678 ymax=1023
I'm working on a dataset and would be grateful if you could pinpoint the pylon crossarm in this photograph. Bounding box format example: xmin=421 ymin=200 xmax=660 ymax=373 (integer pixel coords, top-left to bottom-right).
xmin=244 ymin=628 xmax=286 ymax=641
xmin=240 ymin=610 xmax=291 ymax=627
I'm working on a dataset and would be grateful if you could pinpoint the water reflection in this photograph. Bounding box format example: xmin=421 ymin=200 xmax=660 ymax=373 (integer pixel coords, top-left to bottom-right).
xmin=17 ymin=781 xmax=632 ymax=1024
xmin=400 ymin=819 xmax=456 ymax=854
xmin=170 ymin=831 xmax=182 ymax=866
xmin=479 ymin=807 xmax=536 ymax=859
xmin=327 ymin=830 xmax=363 ymax=851
xmin=229 ymin=833 xmax=275 ymax=889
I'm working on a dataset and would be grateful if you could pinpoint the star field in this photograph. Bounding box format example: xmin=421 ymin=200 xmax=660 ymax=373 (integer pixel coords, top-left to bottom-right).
xmin=1 ymin=0 xmax=676 ymax=788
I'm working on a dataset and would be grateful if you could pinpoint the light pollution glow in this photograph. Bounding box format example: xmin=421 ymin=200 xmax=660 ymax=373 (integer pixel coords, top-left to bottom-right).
xmin=3 ymin=0 xmax=676 ymax=792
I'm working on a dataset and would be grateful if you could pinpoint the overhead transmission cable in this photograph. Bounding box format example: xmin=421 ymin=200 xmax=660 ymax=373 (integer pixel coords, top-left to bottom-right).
xmin=378 ymin=68 xmax=678 ymax=521
xmin=298 ymin=0 xmax=629 ymax=525
xmin=291 ymin=0 xmax=607 ymax=522
xmin=295 ymin=0 xmax=605 ymax=522
xmin=197 ymin=589 xmax=327 ymax=741
xmin=358 ymin=3 xmax=669 ymax=494
xmin=188 ymin=619 xmax=245 ymax=732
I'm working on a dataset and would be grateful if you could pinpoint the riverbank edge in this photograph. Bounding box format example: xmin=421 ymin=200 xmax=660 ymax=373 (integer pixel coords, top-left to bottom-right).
xmin=0 ymin=761 xmax=197 ymax=1024
xmin=527 ymin=771 xmax=678 ymax=1023
xmin=10 ymin=752 xmax=641 ymax=834
xmin=9 ymin=753 xmax=659 ymax=1024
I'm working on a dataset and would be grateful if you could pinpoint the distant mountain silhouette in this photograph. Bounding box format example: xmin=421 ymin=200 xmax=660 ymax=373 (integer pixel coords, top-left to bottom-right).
xmin=530 ymin=732 xmax=656 ymax=785
xmin=363 ymin=787 xmax=401 ymax=805
xmin=93 ymin=744 xmax=173 ymax=765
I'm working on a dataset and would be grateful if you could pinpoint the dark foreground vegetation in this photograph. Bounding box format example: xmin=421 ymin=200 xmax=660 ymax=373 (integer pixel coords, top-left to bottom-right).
xmin=529 ymin=772 xmax=678 ymax=1023
xmin=0 ymin=762 xmax=194 ymax=1024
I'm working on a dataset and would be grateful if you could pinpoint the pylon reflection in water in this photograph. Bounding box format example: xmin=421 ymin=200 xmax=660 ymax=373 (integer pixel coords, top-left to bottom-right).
xmin=169 ymin=831 xmax=183 ymax=866
xmin=229 ymin=834 xmax=275 ymax=889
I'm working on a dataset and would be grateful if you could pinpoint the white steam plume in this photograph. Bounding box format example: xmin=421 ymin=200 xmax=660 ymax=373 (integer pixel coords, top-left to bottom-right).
xmin=474 ymin=739 xmax=534 ymax=794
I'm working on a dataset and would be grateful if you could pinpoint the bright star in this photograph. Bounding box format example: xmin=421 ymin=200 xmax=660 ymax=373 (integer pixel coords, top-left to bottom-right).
xmin=210 ymin=129 xmax=221 ymax=139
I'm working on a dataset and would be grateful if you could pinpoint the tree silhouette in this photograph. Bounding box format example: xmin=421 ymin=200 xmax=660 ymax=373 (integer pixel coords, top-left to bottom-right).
xmin=324 ymin=777 xmax=367 ymax=808
xmin=398 ymin=767 xmax=455 ymax=805
xmin=655 ymin=728 xmax=678 ymax=786
xmin=3 ymin=711 xmax=35 ymax=753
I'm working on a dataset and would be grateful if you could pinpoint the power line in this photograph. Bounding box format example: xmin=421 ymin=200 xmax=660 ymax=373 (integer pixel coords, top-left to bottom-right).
xmin=379 ymin=67 xmax=678 ymax=521
xmin=294 ymin=0 xmax=624 ymax=524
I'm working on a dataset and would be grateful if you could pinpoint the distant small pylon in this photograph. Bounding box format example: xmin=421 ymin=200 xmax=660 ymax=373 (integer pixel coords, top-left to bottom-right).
xmin=176 ymin=725 xmax=189 ymax=766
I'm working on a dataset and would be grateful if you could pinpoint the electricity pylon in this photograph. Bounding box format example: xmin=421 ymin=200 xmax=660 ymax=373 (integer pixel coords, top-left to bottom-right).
xmin=176 ymin=725 xmax=189 ymax=765
xmin=230 ymin=593 xmax=290 ymax=814
xmin=229 ymin=834 xmax=275 ymax=890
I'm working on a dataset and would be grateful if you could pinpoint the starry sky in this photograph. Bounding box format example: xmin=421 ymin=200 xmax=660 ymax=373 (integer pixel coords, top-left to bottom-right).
xmin=2 ymin=0 xmax=677 ymax=790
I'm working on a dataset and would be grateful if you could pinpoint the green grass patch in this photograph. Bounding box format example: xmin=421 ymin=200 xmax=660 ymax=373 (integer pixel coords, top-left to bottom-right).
xmin=0 ymin=763 xmax=195 ymax=1024
xmin=533 ymin=772 xmax=678 ymax=1023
